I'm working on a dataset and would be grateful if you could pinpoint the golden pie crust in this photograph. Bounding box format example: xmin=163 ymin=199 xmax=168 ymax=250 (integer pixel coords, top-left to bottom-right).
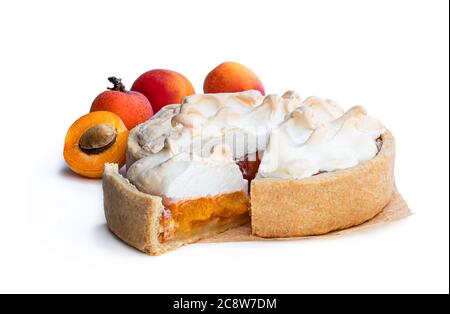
xmin=251 ymin=131 xmax=395 ymax=237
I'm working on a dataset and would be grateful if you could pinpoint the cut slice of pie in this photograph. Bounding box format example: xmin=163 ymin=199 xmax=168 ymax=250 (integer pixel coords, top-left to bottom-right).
xmin=104 ymin=164 xmax=248 ymax=255
xmin=104 ymin=145 xmax=252 ymax=255
xmin=103 ymin=162 xmax=251 ymax=255
xmin=103 ymin=90 xmax=395 ymax=255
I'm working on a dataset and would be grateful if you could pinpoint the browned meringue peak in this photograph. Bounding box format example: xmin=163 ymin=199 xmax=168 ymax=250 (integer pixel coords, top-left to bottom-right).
xmin=258 ymin=105 xmax=386 ymax=179
xmin=172 ymin=90 xmax=301 ymax=133
xmin=173 ymin=90 xmax=265 ymax=127
xmin=302 ymin=96 xmax=345 ymax=121
xmin=135 ymin=104 xmax=181 ymax=153
xmin=277 ymin=96 xmax=345 ymax=145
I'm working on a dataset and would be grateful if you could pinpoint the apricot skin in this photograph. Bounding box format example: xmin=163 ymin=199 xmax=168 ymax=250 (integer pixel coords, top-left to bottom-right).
xmin=63 ymin=111 xmax=128 ymax=179
xmin=131 ymin=69 xmax=195 ymax=114
xmin=90 ymin=89 xmax=153 ymax=130
xmin=203 ymin=62 xmax=265 ymax=95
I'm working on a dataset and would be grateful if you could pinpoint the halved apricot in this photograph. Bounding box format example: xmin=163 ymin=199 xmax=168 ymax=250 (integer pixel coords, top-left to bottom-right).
xmin=64 ymin=111 xmax=128 ymax=178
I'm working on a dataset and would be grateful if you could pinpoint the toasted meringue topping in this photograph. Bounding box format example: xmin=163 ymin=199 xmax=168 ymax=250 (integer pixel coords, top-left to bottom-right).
xmin=277 ymin=96 xmax=345 ymax=146
xmin=127 ymin=148 xmax=247 ymax=200
xmin=130 ymin=90 xmax=303 ymax=164
xmin=258 ymin=105 xmax=386 ymax=179
xmin=127 ymin=91 xmax=386 ymax=198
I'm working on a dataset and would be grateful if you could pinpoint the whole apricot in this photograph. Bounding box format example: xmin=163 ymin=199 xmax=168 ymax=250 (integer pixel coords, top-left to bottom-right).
xmin=90 ymin=77 xmax=153 ymax=130
xmin=131 ymin=69 xmax=195 ymax=114
xmin=203 ymin=62 xmax=265 ymax=95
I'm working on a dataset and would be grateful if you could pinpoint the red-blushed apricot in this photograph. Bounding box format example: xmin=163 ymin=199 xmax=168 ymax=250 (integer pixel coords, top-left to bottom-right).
xmin=203 ymin=62 xmax=265 ymax=95
xmin=90 ymin=77 xmax=153 ymax=130
xmin=63 ymin=111 xmax=128 ymax=178
xmin=131 ymin=69 xmax=195 ymax=114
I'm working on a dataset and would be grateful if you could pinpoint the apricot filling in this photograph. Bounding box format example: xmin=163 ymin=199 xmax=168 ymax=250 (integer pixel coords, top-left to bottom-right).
xmin=159 ymin=191 xmax=250 ymax=243
xmin=158 ymin=153 xmax=261 ymax=243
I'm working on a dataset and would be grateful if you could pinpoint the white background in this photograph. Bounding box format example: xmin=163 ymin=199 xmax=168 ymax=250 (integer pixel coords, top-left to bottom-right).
xmin=0 ymin=0 xmax=448 ymax=294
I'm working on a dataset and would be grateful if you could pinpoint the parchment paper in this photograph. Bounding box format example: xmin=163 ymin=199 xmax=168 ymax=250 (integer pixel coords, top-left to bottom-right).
xmin=198 ymin=187 xmax=411 ymax=243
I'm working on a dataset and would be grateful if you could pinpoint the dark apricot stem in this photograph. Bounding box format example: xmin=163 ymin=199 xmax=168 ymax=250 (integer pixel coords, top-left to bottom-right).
xmin=107 ymin=77 xmax=126 ymax=92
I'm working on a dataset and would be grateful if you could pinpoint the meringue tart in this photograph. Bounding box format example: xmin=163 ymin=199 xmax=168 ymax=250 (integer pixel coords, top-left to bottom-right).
xmin=104 ymin=163 xmax=246 ymax=256
xmin=103 ymin=90 xmax=395 ymax=255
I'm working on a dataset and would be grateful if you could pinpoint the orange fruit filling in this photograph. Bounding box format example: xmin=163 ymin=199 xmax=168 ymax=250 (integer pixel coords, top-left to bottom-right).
xmin=160 ymin=191 xmax=250 ymax=243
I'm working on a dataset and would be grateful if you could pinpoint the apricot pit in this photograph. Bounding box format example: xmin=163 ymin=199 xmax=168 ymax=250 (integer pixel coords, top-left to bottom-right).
xmin=79 ymin=124 xmax=117 ymax=154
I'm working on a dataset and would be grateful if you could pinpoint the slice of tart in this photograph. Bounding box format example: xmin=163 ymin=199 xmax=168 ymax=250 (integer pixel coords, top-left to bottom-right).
xmin=104 ymin=145 xmax=251 ymax=255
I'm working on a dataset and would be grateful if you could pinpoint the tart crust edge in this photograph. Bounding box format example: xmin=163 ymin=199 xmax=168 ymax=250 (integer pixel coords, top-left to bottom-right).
xmin=103 ymin=163 xmax=166 ymax=255
xmin=102 ymin=164 xmax=249 ymax=255
xmin=251 ymin=130 xmax=396 ymax=237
